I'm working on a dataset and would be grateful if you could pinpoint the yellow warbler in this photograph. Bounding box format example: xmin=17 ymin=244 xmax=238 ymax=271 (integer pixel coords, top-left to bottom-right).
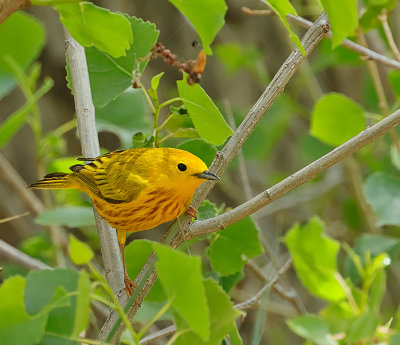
xmin=29 ymin=148 xmax=219 ymax=294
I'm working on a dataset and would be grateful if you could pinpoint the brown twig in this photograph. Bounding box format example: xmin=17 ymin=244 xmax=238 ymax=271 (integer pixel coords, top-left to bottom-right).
xmin=0 ymin=211 xmax=30 ymax=224
xmin=0 ymin=0 xmax=31 ymax=24
xmin=379 ymin=9 xmax=400 ymax=62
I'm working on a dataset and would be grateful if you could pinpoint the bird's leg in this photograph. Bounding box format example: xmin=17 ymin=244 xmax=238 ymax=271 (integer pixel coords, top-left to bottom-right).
xmin=117 ymin=231 xmax=137 ymax=296
xmin=185 ymin=205 xmax=198 ymax=220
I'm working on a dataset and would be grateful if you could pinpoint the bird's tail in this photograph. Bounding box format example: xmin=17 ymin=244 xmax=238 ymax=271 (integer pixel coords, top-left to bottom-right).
xmin=28 ymin=172 xmax=74 ymax=190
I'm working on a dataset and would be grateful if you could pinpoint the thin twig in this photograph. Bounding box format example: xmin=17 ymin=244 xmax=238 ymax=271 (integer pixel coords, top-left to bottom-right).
xmin=0 ymin=238 xmax=50 ymax=270
xmin=100 ymin=13 xmax=331 ymax=342
xmin=0 ymin=211 xmax=30 ymax=224
xmin=190 ymin=107 xmax=400 ymax=237
xmin=241 ymin=6 xmax=400 ymax=71
xmin=0 ymin=152 xmax=44 ymax=215
xmin=63 ymin=29 xmax=125 ymax=298
xmin=379 ymin=9 xmax=400 ymax=61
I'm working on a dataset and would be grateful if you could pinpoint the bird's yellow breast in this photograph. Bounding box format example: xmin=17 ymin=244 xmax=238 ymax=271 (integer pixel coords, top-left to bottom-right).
xmin=92 ymin=185 xmax=192 ymax=232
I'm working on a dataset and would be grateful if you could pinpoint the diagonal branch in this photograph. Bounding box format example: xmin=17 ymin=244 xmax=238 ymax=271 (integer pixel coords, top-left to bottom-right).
xmin=190 ymin=107 xmax=400 ymax=237
xmin=241 ymin=6 xmax=400 ymax=71
xmin=100 ymin=12 xmax=331 ymax=343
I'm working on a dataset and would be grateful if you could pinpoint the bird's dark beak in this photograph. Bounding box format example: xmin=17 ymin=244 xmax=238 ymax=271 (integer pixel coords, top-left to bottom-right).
xmin=196 ymin=170 xmax=220 ymax=181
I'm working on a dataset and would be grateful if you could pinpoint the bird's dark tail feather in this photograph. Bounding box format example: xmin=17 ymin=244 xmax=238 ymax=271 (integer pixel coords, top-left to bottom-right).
xmin=28 ymin=172 xmax=72 ymax=189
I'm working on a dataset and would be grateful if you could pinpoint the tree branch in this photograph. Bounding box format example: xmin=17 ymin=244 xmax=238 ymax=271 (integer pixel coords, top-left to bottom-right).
xmin=190 ymin=107 xmax=400 ymax=237
xmin=0 ymin=238 xmax=49 ymax=270
xmin=63 ymin=29 xmax=125 ymax=298
xmin=242 ymin=6 xmax=400 ymax=71
xmin=100 ymin=12 xmax=330 ymax=343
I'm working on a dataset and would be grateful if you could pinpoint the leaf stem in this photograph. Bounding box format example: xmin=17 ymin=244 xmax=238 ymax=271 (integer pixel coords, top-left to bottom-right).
xmin=137 ymin=300 xmax=172 ymax=339
xmin=89 ymin=263 xmax=139 ymax=344
xmin=158 ymin=97 xmax=182 ymax=110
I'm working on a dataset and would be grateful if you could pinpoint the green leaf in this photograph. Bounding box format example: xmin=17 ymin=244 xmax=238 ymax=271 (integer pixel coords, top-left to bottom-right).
xmin=320 ymin=301 xmax=356 ymax=334
xmin=96 ymin=89 xmax=152 ymax=148
xmin=55 ymin=2 xmax=132 ymax=58
xmin=229 ymin=322 xmax=243 ymax=345
xmin=363 ymin=172 xmax=400 ymax=226
xmin=0 ymin=77 xmax=53 ymax=148
xmin=150 ymin=72 xmax=164 ymax=93
xmin=197 ymin=200 xmax=219 ymax=221
xmin=284 ymin=217 xmax=345 ymax=301
xmin=287 ymin=315 xmax=337 ymax=345
xmin=82 ymin=16 xmax=159 ymax=107
xmin=0 ymin=276 xmax=47 ymax=345
xmin=220 ymin=271 xmax=245 ymax=292
xmin=168 ymin=0 xmax=227 ymax=55
xmin=25 ymin=269 xmax=79 ymax=345
xmin=388 ymin=70 xmax=400 ymax=100
xmin=35 ymin=206 xmax=95 ymax=228
xmin=310 ymin=93 xmax=365 ymax=146
xmin=320 ymin=0 xmax=358 ymax=47
xmin=69 ymin=234 xmax=94 ymax=265
xmin=346 ymin=310 xmax=379 ymax=342
xmin=72 ymin=270 xmax=92 ymax=337
xmin=264 ymin=0 xmax=305 ymax=55
xmin=208 ymin=217 xmax=264 ymax=276
xmin=389 ymin=332 xmax=400 ymax=345
xmin=174 ymin=279 xmax=242 ymax=345
xmin=125 ymin=240 xmax=165 ymax=301
xmin=154 ymin=244 xmax=209 ymax=340
xmin=0 ymin=12 xmax=45 ymax=99
xmin=360 ymin=0 xmax=397 ymax=32
xmin=177 ymin=139 xmax=217 ymax=166
xmin=177 ymin=73 xmax=233 ymax=145
xmin=368 ymin=269 xmax=386 ymax=313
xmin=120 ymin=329 xmax=135 ymax=345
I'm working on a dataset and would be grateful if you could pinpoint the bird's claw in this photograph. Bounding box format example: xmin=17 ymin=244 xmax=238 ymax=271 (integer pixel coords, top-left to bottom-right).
xmin=124 ymin=274 xmax=137 ymax=296
xmin=185 ymin=205 xmax=198 ymax=220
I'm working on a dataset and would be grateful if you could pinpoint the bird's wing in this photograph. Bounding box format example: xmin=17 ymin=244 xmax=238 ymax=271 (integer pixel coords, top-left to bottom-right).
xmin=72 ymin=150 xmax=150 ymax=203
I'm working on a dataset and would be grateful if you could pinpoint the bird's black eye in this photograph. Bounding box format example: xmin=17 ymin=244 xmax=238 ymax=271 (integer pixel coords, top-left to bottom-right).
xmin=178 ymin=163 xmax=187 ymax=171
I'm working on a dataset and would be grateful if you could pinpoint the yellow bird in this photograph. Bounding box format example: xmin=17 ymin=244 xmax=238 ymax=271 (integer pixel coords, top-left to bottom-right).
xmin=29 ymin=147 xmax=219 ymax=295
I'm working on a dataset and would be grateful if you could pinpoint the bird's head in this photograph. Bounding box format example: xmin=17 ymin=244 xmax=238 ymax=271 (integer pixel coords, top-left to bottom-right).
xmin=162 ymin=148 xmax=219 ymax=190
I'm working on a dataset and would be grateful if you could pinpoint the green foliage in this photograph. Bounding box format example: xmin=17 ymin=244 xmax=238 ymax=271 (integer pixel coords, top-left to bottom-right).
xmin=177 ymin=139 xmax=217 ymax=166
xmin=81 ymin=16 xmax=159 ymax=107
xmin=287 ymin=315 xmax=337 ymax=345
xmin=0 ymin=12 xmax=45 ymax=99
xmin=68 ymin=235 xmax=94 ymax=266
xmin=388 ymin=70 xmax=400 ymax=100
xmin=264 ymin=0 xmax=305 ymax=54
xmin=0 ymin=77 xmax=53 ymax=148
xmin=320 ymin=0 xmax=358 ymax=47
xmin=310 ymin=93 xmax=365 ymax=146
xmin=154 ymin=243 xmax=210 ymax=340
xmin=35 ymin=207 xmax=95 ymax=228
xmin=55 ymin=2 xmax=132 ymax=58
xmin=363 ymin=172 xmax=400 ymax=226
xmin=360 ymin=0 xmax=397 ymax=31
xmin=177 ymin=73 xmax=233 ymax=145
xmin=95 ymin=89 xmax=152 ymax=148
xmin=168 ymin=0 xmax=227 ymax=54
xmin=208 ymin=217 xmax=264 ymax=276
xmin=174 ymin=279 xmax=242 ymax=345
xmin=284 ymin=217 xmax=345 ymax=301
xmin=0 ymin=276 xmax=47 ymax=345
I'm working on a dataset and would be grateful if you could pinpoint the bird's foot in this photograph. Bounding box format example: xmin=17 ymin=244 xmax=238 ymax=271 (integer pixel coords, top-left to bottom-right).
xmin=124 ymin=274 xmax=137 ymax=296
xmin=185 ymin=205 xmax=198 ymax=220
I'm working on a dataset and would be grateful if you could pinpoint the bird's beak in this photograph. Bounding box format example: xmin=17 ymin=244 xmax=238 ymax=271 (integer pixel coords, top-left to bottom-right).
xmin=196 ymin=170 xmax=220 ymax=181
